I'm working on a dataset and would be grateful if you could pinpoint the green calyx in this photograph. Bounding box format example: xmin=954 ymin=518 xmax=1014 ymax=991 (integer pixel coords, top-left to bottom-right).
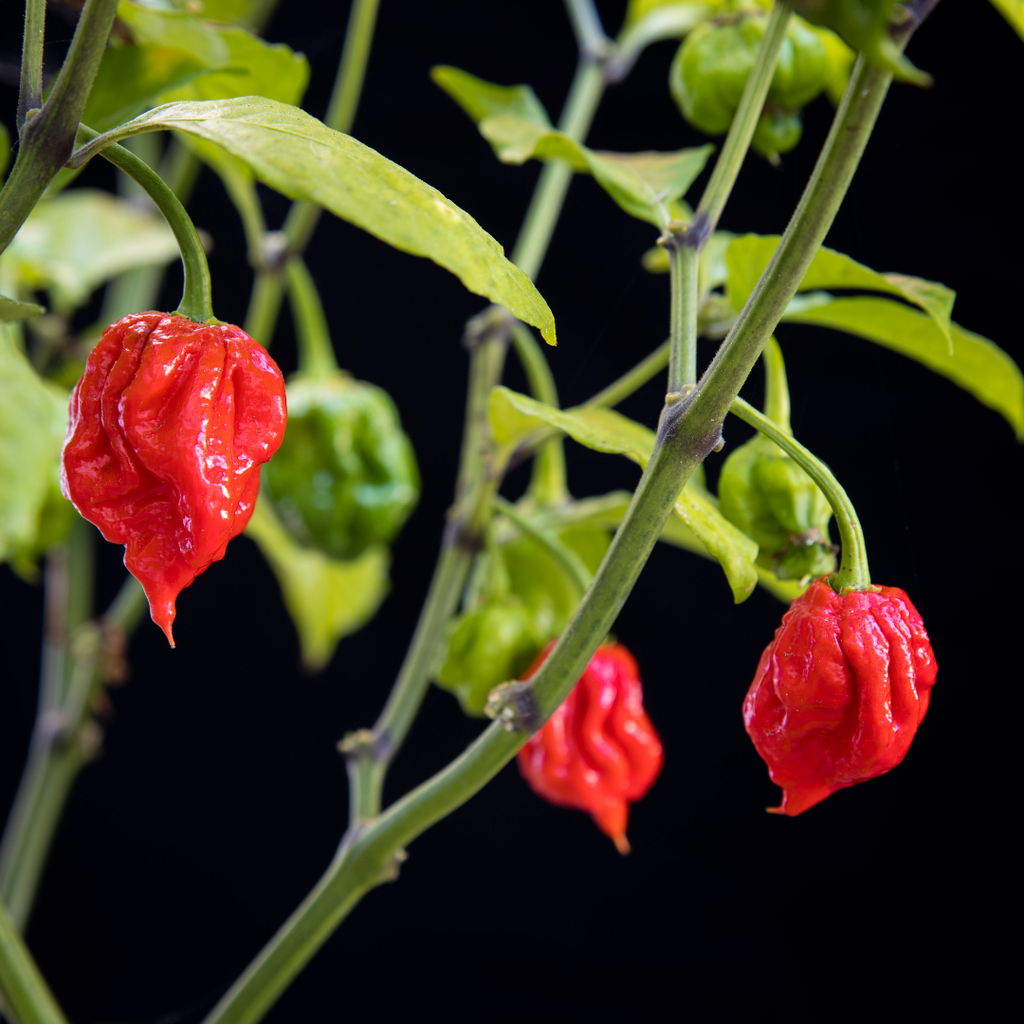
xmin=670 ymin=11 xmax=833 ymax=159
xmin=262 ymin=370 xmax=420 ymax=561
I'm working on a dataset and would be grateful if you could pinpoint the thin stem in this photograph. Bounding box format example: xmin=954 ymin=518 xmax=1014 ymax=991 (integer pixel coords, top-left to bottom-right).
xmin=492 ymin=495 xmax=592 ymax=595
xmin=285 ymin=259 xmax=339 ymax=377
xmin=661 ymin=228 xmax=698 ymax=392
xmin=730 ymin=398 xmax=870 ymax=590
xmin=564 ymin=0 xmax=613 ymax=61
xmin=0 ymin=899 xmax=70 ymax=1024
xmin=244 ymin=271 xmax=286 ymax=347
xmin=17 ymin=0 xmax=46 ymax=136
xmin=761 ymin=336 xmax=791 ymax=431
xmin=586 ymin=339 xmax=669 ymax=409
xmin=694 ymin=0 xmax=792 ymax=240
xmin=75 ymin=127 xmax=213 ymax=322
xmin=0 ymin=0 xmax=120 ymax=255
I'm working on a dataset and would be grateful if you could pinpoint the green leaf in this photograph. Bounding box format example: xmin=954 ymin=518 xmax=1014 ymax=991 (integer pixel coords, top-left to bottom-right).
xmin=245 ymin=498 xmax=390 ymax=671
xmin=117 ymin=1 xmax=231 ymax=66
xmin=489 ymin=387 xmax=759 ymax=602
xmin=198 ymin=0 xmax=269 ymax=29
xmin=0 ymin=295 xmax=45 ymax=323
xmin=81 ymin=98 xmax=556 ymax=343
xmin=990 ymin=0 xmax=1024 ymax=40
xmin=0 ymin=189 xmax=179 ymax=312
xmin=84 ymin=45 xmax=211 ymax=132
xmin=433 ymin=65 xmax=712 ymax=228
xmin=782 ymin=296 xmax=1024 ymax=441
xmin=726 ymin=234 xmax=956 ymax=352
xmin=0 ymin=331 xmax=69 ymax=569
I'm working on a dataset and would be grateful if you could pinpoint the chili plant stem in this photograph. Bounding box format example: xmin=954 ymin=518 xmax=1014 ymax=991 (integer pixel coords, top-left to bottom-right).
xmin=16 ymin=0 xmax=45 ymax=137
xmin=662 ymin=229 xmax=698 ymax=392
xmin=203 ymin=31 xmax=902 ymax=1024
xmin=0 ymin=899 xmax=69 ymax=1024
xmin=0 ymin=0 xmax=120 ymax=255
xmin=76 ymin=127 xmax=214 ymax=322
xmin=285 ymin=258 xmax=340 ymax=377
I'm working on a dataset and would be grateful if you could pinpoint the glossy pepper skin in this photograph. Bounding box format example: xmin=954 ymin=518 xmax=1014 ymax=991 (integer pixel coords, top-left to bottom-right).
xmin=262 ymin=371 xmax=419 ymax=561
xmin=61 ymin=312 xmax=287 ymax=645
xmin=744 ymin=578 xmax=937 ymax=816
xmin=517 ymin=642 xmax=663 ymax=853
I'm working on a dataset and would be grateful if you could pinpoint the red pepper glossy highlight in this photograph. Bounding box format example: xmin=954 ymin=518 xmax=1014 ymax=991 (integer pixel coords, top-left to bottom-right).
xmin=744 ymin=578 xmax=937 ymax=816
xmin=517 ymin=641 xmax=663 ymax=854
xmin=61 ymin=312 xmax=287 ymax=646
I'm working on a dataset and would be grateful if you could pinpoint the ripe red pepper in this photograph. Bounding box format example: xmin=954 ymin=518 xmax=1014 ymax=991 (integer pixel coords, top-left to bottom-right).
xmin=61 ymin=312 xmax=287 ymax=646
xmin=517 ymin=641 xmax=663 ymax=853
xmin=744 ymin=578 xmax=937 ymax=815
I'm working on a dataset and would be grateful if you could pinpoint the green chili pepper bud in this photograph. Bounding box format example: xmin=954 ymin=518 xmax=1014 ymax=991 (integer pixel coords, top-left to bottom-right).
xmin=436 ymin=597 xmax=538 ymax=717
xmin=718 ymin=434 xmax=836 ymax=581
xmin=263 ymin=371 xmax=419 ymax=561
xmin=670 ymin=12 xmax=829 ymax=156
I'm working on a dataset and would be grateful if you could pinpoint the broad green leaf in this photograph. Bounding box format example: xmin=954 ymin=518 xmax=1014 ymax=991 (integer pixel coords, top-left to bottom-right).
xmin=245 ymin=498 xmax=390 ymax=671
xmin=161 ymin=26 xmax=309 ymax=106
xmin=489 ymin=387 xmax=759 ymax=601
xmin=726 ymin=234 xmax=956 ymax=352
xmin=199 ymin=0 xmax=270 ymax=29
xmin=117 ymin=1 xmax=230 ymax=66
xmin=0 ymin=331 xmax=69 ymax=569
xmin=0 ymin=190 xmax=179 ymax=312
xmin=433 ymin=65 xmax=712 ymax=228
xmin=989 ymin=0 xmax=1024 ymax=41
xmin=82 ymin=98 xmax=556 ymax=343
xmin=782 ymin=296 xmax=1024 ymax=440
xmin=0 ymin=295 xmax=45 ymax=323
xmin=84 ymin=45 xmax=210 ymax=132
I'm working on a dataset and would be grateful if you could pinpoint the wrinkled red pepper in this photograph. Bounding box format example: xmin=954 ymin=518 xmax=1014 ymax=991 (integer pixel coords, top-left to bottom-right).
xmin=61 ymin=312 xmax=287 ymax=645
xmin=517 ymin=641 xmax=663 ymax=853
xmin=744 ymin=578 xmax=937 ymax=815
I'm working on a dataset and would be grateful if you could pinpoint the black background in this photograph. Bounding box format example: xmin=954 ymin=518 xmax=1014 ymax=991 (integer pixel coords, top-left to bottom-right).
xmin=2 ymin=1 xmax=1020 ymax=1020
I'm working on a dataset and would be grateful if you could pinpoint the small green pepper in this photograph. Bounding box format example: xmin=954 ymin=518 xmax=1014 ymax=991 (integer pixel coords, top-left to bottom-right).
xmin=263 ymin=371 xmax=419 ymax=561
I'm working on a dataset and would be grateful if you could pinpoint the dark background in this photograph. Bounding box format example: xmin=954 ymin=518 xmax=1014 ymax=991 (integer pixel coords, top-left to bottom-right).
xmin=2 ymin=1 xmax=1020 ymax=1020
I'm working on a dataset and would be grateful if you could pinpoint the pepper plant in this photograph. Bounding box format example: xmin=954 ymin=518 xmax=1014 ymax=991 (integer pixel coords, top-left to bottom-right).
xmin=1 ymin=0 xmax=1021 ymax=1019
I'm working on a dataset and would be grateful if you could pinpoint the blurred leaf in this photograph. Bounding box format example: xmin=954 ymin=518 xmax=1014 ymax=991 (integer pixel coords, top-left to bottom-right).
xmin=83 ymin=98 xmax=556 ymax=343
xmin=990 ymin=0 xmax=1024 ymax=40
xmin=118 ymin=1 xmax=230 ymax=65
xmin=782 ymin=296 xmax=1024 ymax=440
xmin=0 ymin=295 xmax=45 ymax=323
xmin=434 ymin=65 xmax=712 ymax=227
xmin=613 ymin=2 xmax=718 ymax=81
xmin=0 ymin=331 xmax=70 ymax=572
xmin=812 ymin=24 xmax=856 ymax=105
xmin=245 ymin=498 xmax=390 ymax=671
xmin=0 ymin=189 xmax=179 ymax=312
xmin=199 ymin=0 xmax=273 ymax=29
xmin=489 ymin=387 xmax=759 ymax=601
xmin=726 ymin=233 xmax=956 ymax=351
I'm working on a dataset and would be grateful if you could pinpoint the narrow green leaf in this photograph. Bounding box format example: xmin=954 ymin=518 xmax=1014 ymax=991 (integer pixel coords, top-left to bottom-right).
xmin=0 ymin=190 xmax=179 ymax=312
xmin=245 ymin=498 xmax=390 ymax=671
xmin=726 ymin=234 xmax=956 ymax=351
xmin=0 ymin=295 xmax=45 ymax=323
xmin=489 ymin=387 xmax=759 ymax=601
xmin=989 ymin=0 xmax=1024 ymax=41
xmin=783 ymin=296 xmax=1024 ymax=440
xmin=76 ymin=98 xmax=556 ymax=343
xmin=430 ymin=66 xmax=551 ymax=128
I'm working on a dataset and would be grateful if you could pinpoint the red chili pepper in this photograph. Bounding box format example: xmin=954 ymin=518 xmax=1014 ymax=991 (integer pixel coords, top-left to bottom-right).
xmin=744 ymin=578 xmax=937 ymax=816
xmin=61 ymin=312 xmax=287 ymax=646
xmin=517 ymin=641 xmax=663 ymax=854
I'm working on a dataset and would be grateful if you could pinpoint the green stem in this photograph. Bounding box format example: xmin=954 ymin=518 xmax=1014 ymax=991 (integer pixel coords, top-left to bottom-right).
xmin=661 ymin=227 xmax=698 ymax=392
xmin=492 ymin=495 xmax=592 ymax=595
xmin=761 ymin=336 xmax=791 ymax=431
xmin=694 ymin=1 xmax=792 ymax=239
xmin=76 ymin=127 xmax=213 ymax=322
xmin=285 ymin=259 xmax=339 ymax=377
xmin=0 ymin=0 xmax=120 ymax=255
xmin=730 ymin=398 xmax=870 ymax=590
xmin=203 ymin=40 xmax=900 ymax=1022
xmin=16 ymin=0 xmax=46 ymax=136
xmin=586 ymin=339 xmax=669 ymax=409
xmin=244 ymin=270 xmax=286 ymax=347
xmin=0 ymin=899 xmax=69 ymax=1024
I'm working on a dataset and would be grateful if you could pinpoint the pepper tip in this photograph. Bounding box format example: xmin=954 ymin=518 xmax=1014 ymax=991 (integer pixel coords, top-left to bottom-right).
xmin=612 ymin=833 xmax=631 ymax=856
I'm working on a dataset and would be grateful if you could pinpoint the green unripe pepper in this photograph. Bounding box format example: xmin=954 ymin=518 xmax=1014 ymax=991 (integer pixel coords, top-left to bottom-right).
xmin=670 ymin=12 xmax=828 ymax=158
xmin=718 ymin=434 xmax=836 ymax=580
xmin=263 ymin=371 xmax=419 ymax=560
xmin=436 ymin=597 xmax=538 ymax=717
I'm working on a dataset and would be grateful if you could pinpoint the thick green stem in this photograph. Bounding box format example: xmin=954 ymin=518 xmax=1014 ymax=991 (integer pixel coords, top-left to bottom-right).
xmin=76 ymin=127 xmax=213 ymax=322
xmin=0 ymin=900 xmax=69 ymax=1024
xmin=694 ymin=1 xmax=792 ymax=239
xmin=16 ymin=0 xmax=46 ymax=136
xmin=0 ymin=0 xmax=120 ymax=255
xmin=730 ymin=398 xmax=870 ymax=590
xmin=285 ymin=259 xmax=339 ymax=377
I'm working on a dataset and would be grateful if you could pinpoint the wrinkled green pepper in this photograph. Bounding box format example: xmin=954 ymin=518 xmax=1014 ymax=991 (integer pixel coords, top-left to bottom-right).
xmin=263 ymin=371 xmax=419 ymax=561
